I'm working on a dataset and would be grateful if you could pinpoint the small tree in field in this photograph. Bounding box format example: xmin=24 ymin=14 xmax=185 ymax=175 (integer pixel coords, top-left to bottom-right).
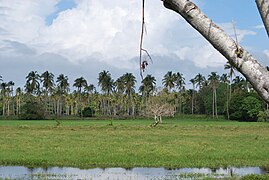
xmin=148 ymin=103 xmax=175 ymax=127
xmin=146 ymin=95 xmax=175 ymax=127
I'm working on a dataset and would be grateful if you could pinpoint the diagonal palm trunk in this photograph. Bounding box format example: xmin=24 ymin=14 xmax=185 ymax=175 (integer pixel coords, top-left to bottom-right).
xmin=163 ymin=0 xmax=269 ymax=103
xmin=256 ymin=0 xmax=269 ymax=37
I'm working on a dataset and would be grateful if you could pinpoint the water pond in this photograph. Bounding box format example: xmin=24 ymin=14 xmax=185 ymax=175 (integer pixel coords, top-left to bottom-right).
xmin=0 ymin=166 xmax=268 ymax=179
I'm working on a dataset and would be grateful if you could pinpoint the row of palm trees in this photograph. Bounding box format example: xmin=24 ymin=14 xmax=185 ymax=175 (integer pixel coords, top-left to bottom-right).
xmin=0 ymin=62 xmax=255 ymax=118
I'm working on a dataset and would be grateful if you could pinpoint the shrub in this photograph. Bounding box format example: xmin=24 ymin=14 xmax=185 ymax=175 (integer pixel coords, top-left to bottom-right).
xmin=229 ymin=92 xmax=262 ymax=121
xmin=258 ymin=110 xmax=269 ymax=122
xmin=82 ymin=107 xmax=95 ymax=117
xmin=19 ymin=101 xmax=45 ymax=120
xmin=241 ymin=96 xmax=262 ymax=121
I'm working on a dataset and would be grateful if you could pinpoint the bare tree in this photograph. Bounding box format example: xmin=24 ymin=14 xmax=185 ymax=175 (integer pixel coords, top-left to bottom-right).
xmin=146 ymin=102 xmax=175 ymax=127
xmin=256 ymin=0 xmax=269 ymax=37
xmin=162 ymin=0 xmax=269 ymax=103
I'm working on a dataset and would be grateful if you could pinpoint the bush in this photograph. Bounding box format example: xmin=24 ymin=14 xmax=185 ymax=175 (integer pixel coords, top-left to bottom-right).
xmin=82 ymin=107 xmax=95 ymax=117
xmin=241 ymin=96 xmax=262 ymax=121
xmin=229 ymin=92 xmax=262 ymax=121
xmin=19 ymin=101 xmax=45 ymax=120
xmin=258 ymin=110 xmax=269 ymax=122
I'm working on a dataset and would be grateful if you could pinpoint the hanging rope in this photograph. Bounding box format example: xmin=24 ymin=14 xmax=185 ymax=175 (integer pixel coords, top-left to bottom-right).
xmin=139 ymin=0 xmax=152 ymax=79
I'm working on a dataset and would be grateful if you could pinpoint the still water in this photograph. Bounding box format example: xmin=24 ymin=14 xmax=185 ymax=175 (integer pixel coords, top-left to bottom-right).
xmin=0 ymin=166 xmax=267 ymax=179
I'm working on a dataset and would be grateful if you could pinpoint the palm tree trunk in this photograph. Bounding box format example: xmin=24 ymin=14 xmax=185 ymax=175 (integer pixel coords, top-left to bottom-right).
xmin=229 ymin=76 xmax=232 ymax=100
xmin=16 ymin=96 xmax=19 ymax=115
xmin=192 ymin=84 xmax=195 ymax=114
xmin=256 ymin=0 xmax=269 ymax=37
xmin=71 ymin=104 xmax=74 ymax=115
xmin=212 ymin=90 xmax=214 ymax=118
xmin=215 ymin=89 xmax=218 ymax=118
xmin=56 ymin=98 xmax=60 ymax=116
xmin=179 ymin=94 xmax=181 ymax=114
xmin=226 ymin=83 xmax=230 ymax=120
xmin=7 ymin=98 xmax=10 ymax=116
xmin=2 ymin=99 xmax=5 ymax=116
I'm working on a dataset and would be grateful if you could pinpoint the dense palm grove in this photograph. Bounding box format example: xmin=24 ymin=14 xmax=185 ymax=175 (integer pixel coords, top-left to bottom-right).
xmin=0 ymin=63 xmax=268 ymax=121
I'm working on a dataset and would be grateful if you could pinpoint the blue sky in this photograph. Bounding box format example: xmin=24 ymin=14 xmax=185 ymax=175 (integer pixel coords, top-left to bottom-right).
xmin=46 ymin=0 xmax=77 ymax=25
xmin=201 ymin=0 xmax=267 ymax=51
xmin=0 ymin=0 xmax=268 ymax=90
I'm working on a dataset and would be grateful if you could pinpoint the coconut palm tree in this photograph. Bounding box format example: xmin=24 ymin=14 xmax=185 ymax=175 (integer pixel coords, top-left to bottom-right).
xmin=7 ymin=81 xmax=14 ymax=116
xmin=0 ymin=82 xmax=7 ymax=116
xmin=73 ymin=77 xmax=87 ymax=94
xmin=123 ymin=73 xmax=136 ymax=99
xmin=25 ymin=71 xmax=40 ymax=96
xmin=56 ymin=74 xmax=70 ymax=116
xmin=98 ymin=70 xmax=114 ymax=95
xmin=73 ymin=77 xmax=88 ymax=116
xmin=98 ymin=71 xmax=114 ymax=115
xmin=41 ymin=71 xmax=55 ymax=114
xmin=220 ymin=73 xmax=230 ymax=120
xmin=85 ymin=84 xmax=95 ymax=94
xmin=140 ymin=74 xmax=156 ymax=98
xmin=114 ymin=76 xmax=126 ymax=115
xmin=175 ymin=72 xmax=185 ymax=114
xmin=189 ymin=78 xmax=196 ymax=114
xmin=15 ymin=87 xmax=22 ymax=115
xmin=115 ymin=76 xmax=125 ymax=94
xmin=84 ymin=84 xmax=96 ymax=109
xmin=122 ymin=73 xmax=136 ymax=116
xmin=224 ymin=61 xmax=236 ymax=100
xmin=194 ymin=73 xmax=205 ymax=91
xmin=208 ymin=72 xmax=220 ymax=118
xmin=41 ymin=71 xmax=54 ymax=93
xmin=232 ymin=76 xmax=245 ymax=92
xmin=56 ymin=74 xmax=69 ymax=93
xmin=162 ymin=71 xmax=176 ymax=92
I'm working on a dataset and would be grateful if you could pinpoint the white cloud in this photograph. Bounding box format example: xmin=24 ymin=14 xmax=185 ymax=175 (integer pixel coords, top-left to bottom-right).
xmin=0 ymin=0 xmax=260 ymax=80
xmin=0 ymin=0 xmax=59 ymax=43
xmin=254 ymin=24 xmax=265 ymax=29
xmin=218 ymin=23 xmax=256 ymax=43
xmin=174 ymin=45 xmax=226 ymax=68
xmin=0 ymin=0 xmax=255 ymax=68
xmin=31 ymin=0 xmax=180 ymax=68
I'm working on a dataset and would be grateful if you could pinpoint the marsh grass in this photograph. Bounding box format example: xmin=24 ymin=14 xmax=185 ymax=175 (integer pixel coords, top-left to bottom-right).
xmin=0 ymin=118 xmax=268 ymax=169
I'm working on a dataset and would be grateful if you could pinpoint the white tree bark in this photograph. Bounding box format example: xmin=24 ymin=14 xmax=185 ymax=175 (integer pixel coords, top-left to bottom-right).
xmin=162 ymin=0 xmax=269 ymax=103
xmin=256 ymin=0 xmax=269 ymax=37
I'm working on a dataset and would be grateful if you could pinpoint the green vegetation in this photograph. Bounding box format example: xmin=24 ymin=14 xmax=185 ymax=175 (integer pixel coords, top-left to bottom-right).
xmin=0 ymin=118 xmax=268 ymax=169
xmin=1 ymin=68 xmax=268 ymax=122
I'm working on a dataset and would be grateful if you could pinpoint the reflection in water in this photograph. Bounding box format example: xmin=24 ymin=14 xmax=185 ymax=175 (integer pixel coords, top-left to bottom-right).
xmin=0 ymin=166 xmax=267 ymax=179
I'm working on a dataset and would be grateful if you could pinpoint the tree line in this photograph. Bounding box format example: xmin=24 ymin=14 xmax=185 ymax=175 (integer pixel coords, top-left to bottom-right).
xmin=0 ymin=63 xmax=268 ymax=121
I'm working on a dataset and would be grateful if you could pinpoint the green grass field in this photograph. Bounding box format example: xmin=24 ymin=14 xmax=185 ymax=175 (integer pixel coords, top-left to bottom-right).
xmin=0 ymin=117 xmax=269 ymax=169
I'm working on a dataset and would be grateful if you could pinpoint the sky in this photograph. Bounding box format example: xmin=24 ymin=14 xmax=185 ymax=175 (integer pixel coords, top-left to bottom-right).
xmin=0 ymin=0 xmax=268 ymax=90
